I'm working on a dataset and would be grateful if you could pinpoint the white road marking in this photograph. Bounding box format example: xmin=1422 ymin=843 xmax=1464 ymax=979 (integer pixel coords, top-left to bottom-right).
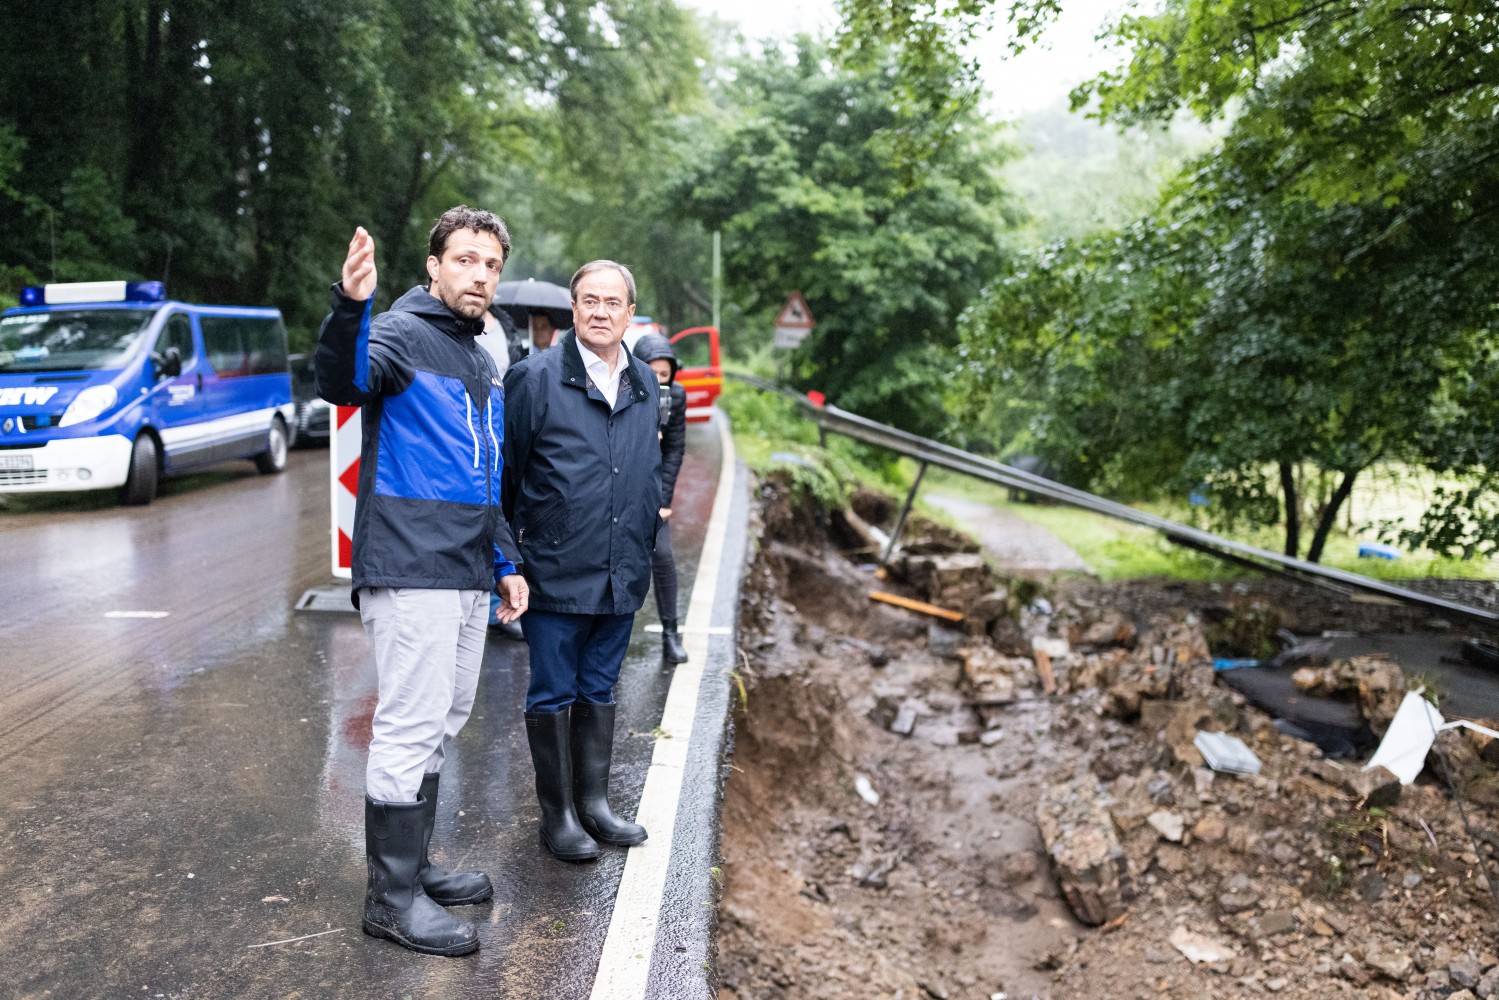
xmin=640 ymin=624 xmax=731 ymax=635
xmin=104 ymin=611 xmax=171 ymax=619
xmin=589 ymin=413 xmax=737 ymax=1000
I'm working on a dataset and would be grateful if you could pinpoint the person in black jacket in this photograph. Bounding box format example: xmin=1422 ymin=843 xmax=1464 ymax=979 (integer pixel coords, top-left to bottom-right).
xmin=502 ymin=260 xmax=662 ymax=862
xmin=316 ymin=207 xmax=528 ymax=957
xmin=631 ymin=332 xmax=689 ymax=664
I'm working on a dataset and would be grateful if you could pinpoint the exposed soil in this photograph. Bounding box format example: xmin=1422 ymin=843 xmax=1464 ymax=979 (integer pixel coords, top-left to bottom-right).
xmin=716 ymin=478 xmax=1499 ymax=1000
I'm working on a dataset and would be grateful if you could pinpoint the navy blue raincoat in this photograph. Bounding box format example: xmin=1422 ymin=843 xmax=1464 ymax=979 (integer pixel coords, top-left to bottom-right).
xmin=502 ymin=331 xmax=662 ymax=615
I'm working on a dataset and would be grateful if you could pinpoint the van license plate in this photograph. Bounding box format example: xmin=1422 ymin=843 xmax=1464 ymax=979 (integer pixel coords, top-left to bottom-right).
xmin=0 ymin=455 xmax=34 ymax=471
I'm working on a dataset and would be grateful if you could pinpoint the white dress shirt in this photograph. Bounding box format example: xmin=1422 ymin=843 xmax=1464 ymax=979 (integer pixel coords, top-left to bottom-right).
xmin=576 ymin=339 xmax=624 ymax=408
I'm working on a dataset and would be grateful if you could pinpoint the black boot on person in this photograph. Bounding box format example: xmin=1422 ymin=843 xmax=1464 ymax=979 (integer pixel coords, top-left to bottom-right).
xmin=570 ymin=701 xmax=648 ymax=847
xmin=661 ymin=619 xmax=689 ymax=665
xmin=524 ymin=709 xmax=601 ymax=862
xmin=416 ymin=772 xmax=493 ymax=906
xmin=363 ymin=795 xmax=480 ymax=956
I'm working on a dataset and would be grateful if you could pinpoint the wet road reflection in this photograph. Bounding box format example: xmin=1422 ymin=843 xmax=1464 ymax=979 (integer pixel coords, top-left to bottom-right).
xmin=0 ymin=421 xmax=721 ymax=997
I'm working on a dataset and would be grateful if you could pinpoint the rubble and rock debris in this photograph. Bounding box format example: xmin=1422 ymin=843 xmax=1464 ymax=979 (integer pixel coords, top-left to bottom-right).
xmin=959 ymin=645 xmax=1034 ymax=706
xmin=963 ymin=586 xmax=1014 ymax=635
xmin=893 ymin=552 xmax=992 ymax=609
xmin=719 ymin=477 xmax=1499 ymax=1000
xmin=1291 ymin=652 xmax=1407 ymax=735
xmin=1302 ymin=758 xmax=1402 ymax=808
xmin=1035 ymin=778 xmax=1133 ymax=926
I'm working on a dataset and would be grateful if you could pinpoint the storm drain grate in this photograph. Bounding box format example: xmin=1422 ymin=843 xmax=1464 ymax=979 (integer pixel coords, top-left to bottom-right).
xmin=295 ymin=586 xmax=357 ymax=614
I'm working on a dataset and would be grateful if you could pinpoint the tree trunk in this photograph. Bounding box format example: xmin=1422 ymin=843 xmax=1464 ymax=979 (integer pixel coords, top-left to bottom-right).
xmin=1280 ymin=461 xmax=1300 ymax=558
xmin=1306 ymin=469 xmax=1359 ymax=564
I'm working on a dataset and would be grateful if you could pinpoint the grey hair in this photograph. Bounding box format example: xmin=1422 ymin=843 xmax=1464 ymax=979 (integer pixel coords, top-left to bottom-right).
xmin=569 ymin=260 xmax=636 ymax=306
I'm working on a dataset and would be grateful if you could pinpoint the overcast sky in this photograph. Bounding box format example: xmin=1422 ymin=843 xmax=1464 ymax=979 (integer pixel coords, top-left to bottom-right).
xmin=678 ymin=0 xmax=1128 ymax=118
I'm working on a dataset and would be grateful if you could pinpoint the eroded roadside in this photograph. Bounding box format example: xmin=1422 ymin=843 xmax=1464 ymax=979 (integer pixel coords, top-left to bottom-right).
xmin=717 ymin=477 xmax=1499 ymax=1000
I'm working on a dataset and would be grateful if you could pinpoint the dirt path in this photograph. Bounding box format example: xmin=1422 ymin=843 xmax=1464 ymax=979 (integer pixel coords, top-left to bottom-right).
xmin=924 ymin=493 xmax=1091 ymax=576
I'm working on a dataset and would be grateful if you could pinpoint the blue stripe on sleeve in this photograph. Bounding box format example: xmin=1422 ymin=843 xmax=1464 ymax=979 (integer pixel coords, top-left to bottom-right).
xmin=354 ymin=291 xmax=374 ymax=393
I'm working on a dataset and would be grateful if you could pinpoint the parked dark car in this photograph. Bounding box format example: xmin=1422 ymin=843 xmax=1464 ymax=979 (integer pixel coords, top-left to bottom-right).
xmin=288 ymin=354 xmax=330 ymax=447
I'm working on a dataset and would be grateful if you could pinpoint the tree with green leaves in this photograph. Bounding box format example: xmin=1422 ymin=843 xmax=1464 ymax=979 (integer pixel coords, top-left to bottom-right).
xmin=949 ymin=0 xmax=1499 ymax=560
xmin=0 ymin=0 xmax=713 ymax=343
xmin=668 ymin=37 xmax=1015 ymax=436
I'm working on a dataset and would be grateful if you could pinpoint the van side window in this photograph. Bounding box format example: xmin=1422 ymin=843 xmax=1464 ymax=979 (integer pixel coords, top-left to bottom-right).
xmin=200 ymin=315 xmax=289 ymax=377
xmin=160 ymin=313 xmax=196 ymax=365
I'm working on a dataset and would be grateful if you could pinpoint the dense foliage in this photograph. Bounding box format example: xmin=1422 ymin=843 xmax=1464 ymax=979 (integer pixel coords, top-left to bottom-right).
xmin=668 ymin=38 xmax=1014 ymax=437
xmin=928 ymin=0 xmax=1499 ymax=560
xmin=0 ymin=0 xmax=705 ymax=343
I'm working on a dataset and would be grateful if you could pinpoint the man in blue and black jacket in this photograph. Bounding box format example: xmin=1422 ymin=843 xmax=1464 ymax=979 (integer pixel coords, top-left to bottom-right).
xmin=316 ymin=205 xmax=528 ymax=958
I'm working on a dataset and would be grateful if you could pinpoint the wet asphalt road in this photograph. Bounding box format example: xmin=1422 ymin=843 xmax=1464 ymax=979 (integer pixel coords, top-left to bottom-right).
xmin=0 ymin=420 xmax=732 ymax=1000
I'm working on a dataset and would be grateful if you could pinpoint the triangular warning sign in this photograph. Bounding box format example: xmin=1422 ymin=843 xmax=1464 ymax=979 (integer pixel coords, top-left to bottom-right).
xmin=774 ymin=291 xmax=815 ymax=329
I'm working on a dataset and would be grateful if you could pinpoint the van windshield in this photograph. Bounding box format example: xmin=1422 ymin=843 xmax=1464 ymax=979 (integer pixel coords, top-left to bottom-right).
xmin=0 ymin=309 xmax=156 ymax=373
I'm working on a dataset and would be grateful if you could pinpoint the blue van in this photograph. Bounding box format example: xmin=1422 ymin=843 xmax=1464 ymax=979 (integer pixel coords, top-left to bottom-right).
xmin=0 ymin=280 xmax=295 ymax=504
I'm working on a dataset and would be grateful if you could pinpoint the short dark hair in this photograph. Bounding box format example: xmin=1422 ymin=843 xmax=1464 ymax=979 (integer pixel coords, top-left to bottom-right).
xmin=428 ymin=205 xmax=511 ymax=263
xmin=569 ymin=260 xmax=636 ymax=306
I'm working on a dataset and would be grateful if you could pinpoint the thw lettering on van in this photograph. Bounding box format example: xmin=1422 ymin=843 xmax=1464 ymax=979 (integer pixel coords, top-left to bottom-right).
xmin=0 ymin=386 xmax=59 ymax=406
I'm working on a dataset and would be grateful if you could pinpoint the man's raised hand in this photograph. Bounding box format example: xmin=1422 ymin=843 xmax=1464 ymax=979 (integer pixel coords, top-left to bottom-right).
xmin=342 ymin=226 xmax=378 ymax=302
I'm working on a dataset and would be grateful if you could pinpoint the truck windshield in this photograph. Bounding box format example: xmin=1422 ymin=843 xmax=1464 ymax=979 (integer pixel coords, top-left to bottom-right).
xmin=0 ymin=309 xmax=155 ymax=373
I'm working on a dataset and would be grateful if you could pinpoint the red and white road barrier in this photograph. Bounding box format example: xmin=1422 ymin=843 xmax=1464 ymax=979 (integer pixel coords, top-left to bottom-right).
xmin=330 ymin=406 xmax=360 ymax=578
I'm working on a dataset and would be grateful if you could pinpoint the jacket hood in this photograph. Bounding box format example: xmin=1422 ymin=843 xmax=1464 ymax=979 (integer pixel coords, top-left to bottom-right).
xmin=390 ymin=285 xmax=485 ymax=338
xmin=631 ymin=332 xmax=678 ymax=378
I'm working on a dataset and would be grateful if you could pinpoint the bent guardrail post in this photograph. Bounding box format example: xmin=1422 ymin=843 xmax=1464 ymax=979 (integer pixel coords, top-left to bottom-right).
xmin=883 ymin=459 xmax=929 ymax=566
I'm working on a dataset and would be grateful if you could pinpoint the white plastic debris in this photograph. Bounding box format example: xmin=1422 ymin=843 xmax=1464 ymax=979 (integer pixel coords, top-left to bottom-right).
xmin=853 ymin=774 xmax=880 ymax=806
xmin=1193 ymin=731 xmax=1262 ymax=775
xmin=1365 ymin=691 xmax=1499 ymax=784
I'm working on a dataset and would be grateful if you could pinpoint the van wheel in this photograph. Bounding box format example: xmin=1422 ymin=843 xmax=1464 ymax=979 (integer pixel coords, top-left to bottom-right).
xmin=254 ymin=417 xmax=289 ymax=475
xmin=120 ymin=434 xmax=159 ymax=505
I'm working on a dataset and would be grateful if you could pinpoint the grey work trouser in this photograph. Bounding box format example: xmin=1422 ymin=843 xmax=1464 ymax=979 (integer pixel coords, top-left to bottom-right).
xmin=358 ymin=586 xmax=489 ymax=803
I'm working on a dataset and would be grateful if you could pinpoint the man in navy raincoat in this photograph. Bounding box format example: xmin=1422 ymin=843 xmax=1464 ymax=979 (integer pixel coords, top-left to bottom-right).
xmin=502 ymin=260 xmax=661 ymax=862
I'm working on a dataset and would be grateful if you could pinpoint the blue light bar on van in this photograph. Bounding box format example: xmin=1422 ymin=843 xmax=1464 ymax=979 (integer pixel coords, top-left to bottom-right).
xmin=19 ymin=281 xmax=166 ymax=306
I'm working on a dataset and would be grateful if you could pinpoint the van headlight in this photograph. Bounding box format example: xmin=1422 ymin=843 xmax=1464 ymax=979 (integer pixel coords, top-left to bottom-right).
xmin=59 ymin=386 xmax=119 ymax=426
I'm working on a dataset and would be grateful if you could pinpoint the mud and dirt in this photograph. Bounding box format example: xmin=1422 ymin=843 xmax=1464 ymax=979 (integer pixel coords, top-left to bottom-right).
xmin=716 ymin=478 xmax=1499 ymax=1000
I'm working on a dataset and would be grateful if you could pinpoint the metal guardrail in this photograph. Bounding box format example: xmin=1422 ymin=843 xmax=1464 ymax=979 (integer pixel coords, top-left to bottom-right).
xmin=724 ymin=373 xmax=1498 ymax=625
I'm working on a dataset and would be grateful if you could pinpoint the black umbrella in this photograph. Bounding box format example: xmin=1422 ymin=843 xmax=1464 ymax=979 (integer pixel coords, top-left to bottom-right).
xmin=494 ymin=279 xmax=571 ymax=312
xmin=493 ymin=279 xmax=573 ymax=333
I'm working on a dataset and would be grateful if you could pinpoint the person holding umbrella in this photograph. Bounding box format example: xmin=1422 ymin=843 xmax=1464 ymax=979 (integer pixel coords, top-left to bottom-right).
xmin=494 ymin=278 xmax=570 ymax=356
xmin=529 ymin=310 xmax=560 ymax=352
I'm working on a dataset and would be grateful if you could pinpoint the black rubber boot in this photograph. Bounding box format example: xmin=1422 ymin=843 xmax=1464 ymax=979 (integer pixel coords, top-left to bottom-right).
xmin=363 ymin=796 xmax=480 ymax=956
xmin=524 ymin=710 xmax=600 ymax=862
xmin=661 ymin=619 xmax=689 ymax=665
xmin=417 ymin=772 xmax=493 ymax=906
xmin=571 ymin=702 xmax=648 ymax=847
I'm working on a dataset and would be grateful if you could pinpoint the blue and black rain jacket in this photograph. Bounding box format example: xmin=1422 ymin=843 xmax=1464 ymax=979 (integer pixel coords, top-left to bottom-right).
xmin=315 ymin=283 xmax=519 ymax=603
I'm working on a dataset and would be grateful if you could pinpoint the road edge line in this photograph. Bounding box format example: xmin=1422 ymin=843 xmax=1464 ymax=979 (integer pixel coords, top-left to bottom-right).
xmin=589 ymin=412 xmax=738 ymax=1000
